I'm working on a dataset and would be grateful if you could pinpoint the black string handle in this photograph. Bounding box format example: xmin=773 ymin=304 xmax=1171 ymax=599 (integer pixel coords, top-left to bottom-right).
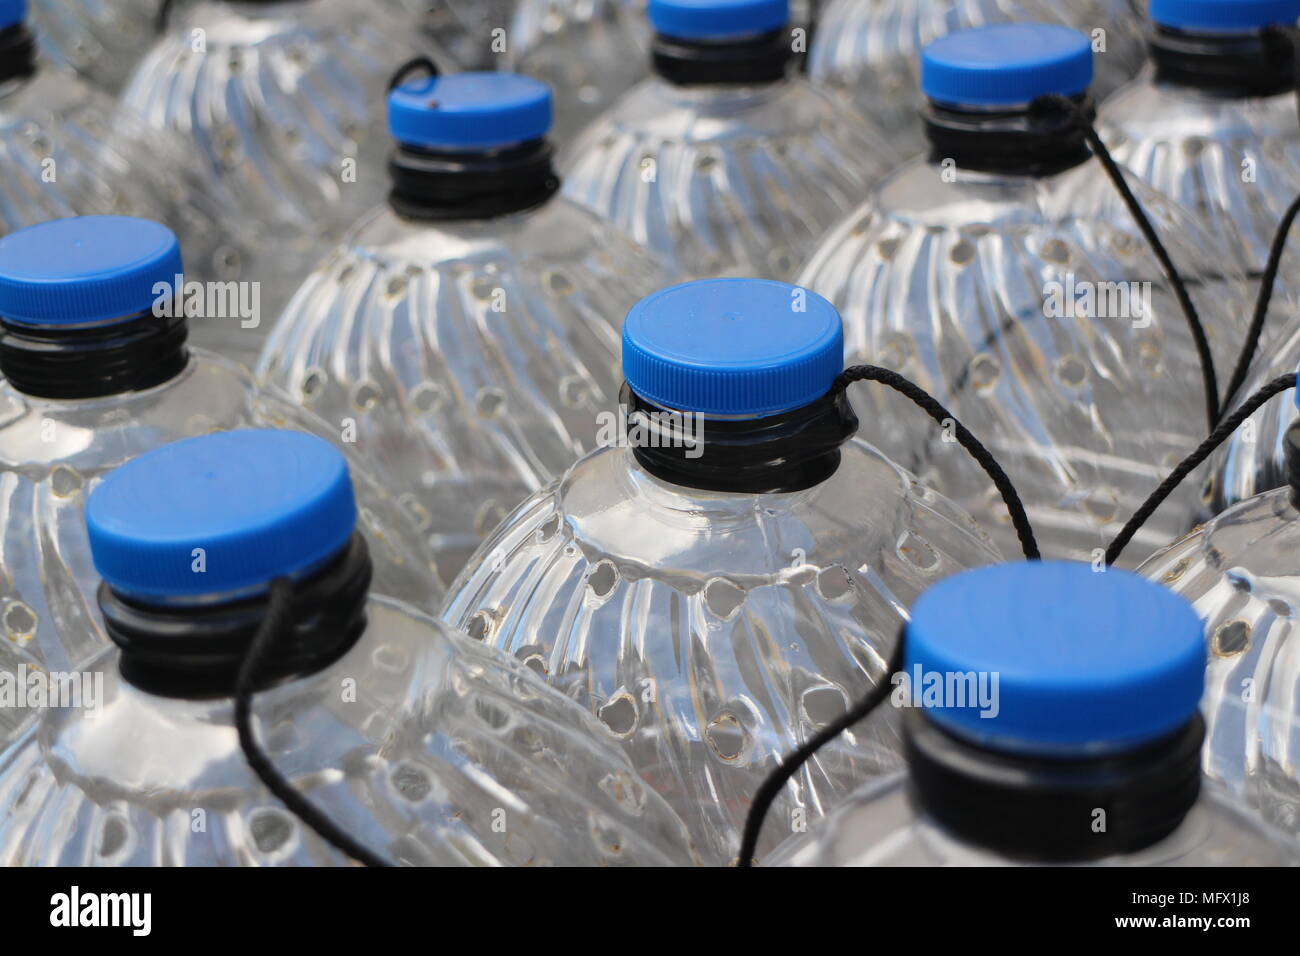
xmin=1032 ymin=93 xmax=1220 ymax=430
xmin=1105 ymin=374 xmax=1296 ymax=565
xmin=835 ymin=366 xmax=1041 ymax=561
xmin=388 ymin=55 xmax=441 ymax=93
xmin=156 ymin=0 xmax=178 ymax=32
xmin=736 ymin=367 xmax=1039 ymax=866
xmin=235 ymin=577 xmax=393 ymax=868
xmin=1220 ymin=191 xmax=1300 ymax=416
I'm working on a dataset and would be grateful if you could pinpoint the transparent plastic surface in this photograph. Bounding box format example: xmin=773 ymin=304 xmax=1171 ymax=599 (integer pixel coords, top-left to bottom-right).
xmin=413 ymin=0 xmax=514 ymax=70
xmin=29 ymin=0 xmax=162 ymax=92
xmin=0 ymin=598 xmax=698 ymax=866
xmin=258 ymin=198 xmax=674 ymax=586
xmin=1101 ymin=68 xmax=1300 ymax=278
xmin=0 ymin=350 xmax=440 ymax=675
xmin=440 ymin=442 xmax=1002 ymax=863
xmin=1139 ymin=489 xmax=1300 ymax=834
xmin=122 ymin=0 xmax=431 ymax=364
xmin=0 ymin=68 xmax=248 ymax=298
xmin=809 ymin=0 xmax=1144 ymax=155
xmin=767 ymin=772 xmax=1298 ymax=865
xmin=508 ymin=1 xmax=818 ymax=143
xmin=1205 ymin=333 xmax=1300 ymax=514
xmin=561 ymin=75 xmax=893 ymax=281
xmin=798 ymin=151 xmax=1252 ymax=565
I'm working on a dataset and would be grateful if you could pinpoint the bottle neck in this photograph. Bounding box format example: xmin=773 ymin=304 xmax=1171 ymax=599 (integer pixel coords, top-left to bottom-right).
xmin=1150 ymin=24 xmax=1296 ymax=98
xmin=0 ymin=22 xmax=37 ymax=87
xmin=100 ymin=533 xmax=372 ymax=699
xmin=906 ymin=708 xmax=1204 ymax=863
xmin=387 ymin=138 xmax=561 ymax=221
xmin=651 ymin=28 xmax=794 ymax=86
xmin=0 ymin=309 xmax=190 ymax=400
xmin=924 ymin=94 xmax=1094 ymax=178
xmin=620 ymin=383 xmax=857 ymax=494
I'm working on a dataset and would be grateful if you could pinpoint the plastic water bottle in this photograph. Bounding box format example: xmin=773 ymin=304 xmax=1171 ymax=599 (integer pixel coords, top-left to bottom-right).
xmin=809 ymin=0 xmax=1144 ymax=156
xmin=258 ymin=73 xmax=674 ymax=586
xmin=799 ymin=24 xmax=1250 ymax=567
xmin=441 ymin=277 xmax=1003 ymax=864
xmin=0 ymin=0 xmax=248 ymax=299
xmin=560 ymin=0 xmax=893 ymax=281
xmin=1140 ymin=409 xmax=1300 ymax=834
xmin=27 ymin=0 xmax=161 ymax=92
xmin=414 ymin=0 xmax=514 ymax=70
xmin=0 ymin=428 xmax=698 ymax=866
xmin=0 ymin=215 xmax=439 ymax=675
xmin=122 ymin=0 xmax=437 ymax=365
xmin=1101 ymin=0 xmax=1300 ymax=277
xmin=768 ymin=561 xmax=1299 ymax=866
xmin=508 ymin=0 xmax=819 ymax=143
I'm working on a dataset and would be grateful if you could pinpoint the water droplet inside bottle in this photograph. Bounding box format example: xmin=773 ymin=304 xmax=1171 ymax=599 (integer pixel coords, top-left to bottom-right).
xmin=1212 ymin=620 xmax=1250 ymax=657
xmin=705 ymin=712 xmax=749 ymax=762
xmin=704 ymin=578 xmax=745 ymax=619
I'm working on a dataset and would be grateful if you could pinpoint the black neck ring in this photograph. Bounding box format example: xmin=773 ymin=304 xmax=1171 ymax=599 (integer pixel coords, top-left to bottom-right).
xmin=651 ymin=28 xmax=794 ymax=86
xmin=906 ymin=708 xmax=1205 ymax=863
xmin=100 ymin=534 xmax=372 ymax=699
xmin=0 ymin=309 xmax=189 ymax=400
xmin=925 ymin=94 xmax=1094 ymax=177
xmin=623 ymin=384 xmax=857 ymax=494
xmin=388 ymin=139 xmax=560 ymax=221
xmin=1150 ymin=24 xmax=1297 ymax=97
xmin=0 ymin=23 xmax=36 ymax=86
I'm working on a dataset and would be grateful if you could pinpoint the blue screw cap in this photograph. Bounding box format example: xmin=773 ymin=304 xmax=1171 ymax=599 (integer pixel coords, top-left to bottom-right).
xmin=389 ymin=72 xmax=552 ymax=151
xmin=921 ymin=23 xmax=1094 ymax=107
xmin=0 ymin=0 xmax=25 ymax=30
xmin=1150 ymin=0 xmax=1300 ymax=30
xmin=87 ymin=430 xmax=358 ymax=602
xmin=904 ymin=562 xmax=1206 ymax=757
xmin=0 ymin=216 xmax=183 ymax=328
xmin=622 ymin=278 xmax=844 ymax=417
xmin=649 ymin=0 xmax=789 ymax=40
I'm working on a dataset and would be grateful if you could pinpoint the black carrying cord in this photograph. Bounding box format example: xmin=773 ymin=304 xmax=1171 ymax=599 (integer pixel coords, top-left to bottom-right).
xmin=736 ymin=368 xmax=1040 ymax=866
xmin=388 ymin=55 xmax=440 ymax=92
xmin=1032 ymin=93 xmax=1220 ymax=430
xmin=1105 ymin=374 xmax=1296 ymax=565
xmin=234 ymin=578 xmax=392 ymax=868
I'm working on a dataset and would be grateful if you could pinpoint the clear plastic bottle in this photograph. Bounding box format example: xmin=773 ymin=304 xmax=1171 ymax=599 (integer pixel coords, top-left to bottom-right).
xmin=440 ymin=278 xmax=1003 ymax=864
xmin=508 ymin=0 xmax=818 ymax=143
xmin=809 ymin=0 xmax=1144 ymax=156
xmin=0 ymin=215 xmax=440 ymax=675
xmin=258 ymin=73 xmax=675 ymax=586
xmin=560 ymin=0 xmax=893 ymax=281
xmin=799 ymin=24 xmax=1251 ymax=566
xmin=28 ymin=0 xmax=161 ymax=91
xmin=1103 ymin=2 xmax=1300 ymax=515
xmin=0 ymin=428 xmax=698 ymax=866
xmin=414 ymin=0 xmax=514 ymax=70
xmin=769 ymin=561 xmax=1299 ymax=866
xmin=1139 ymin=411 xmax=1300 ymax=834
xmin=0 ymin=1 xmax=248 ymax=302
xmin=122 ymin=0 xmax=438 ymax=365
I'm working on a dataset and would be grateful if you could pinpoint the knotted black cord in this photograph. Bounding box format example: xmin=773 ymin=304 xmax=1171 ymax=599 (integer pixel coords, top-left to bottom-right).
xmin=388 ymin=55 xmax=441 ymax=92
xmin=1220 ymin=191 xmax=1300 ymax=415
xmin=235 ymin=577 xmax=392 ymax=868
xmin=736 ymin=367 xmax=1040 ymax=866
xmin=835 ymin=366 xmax=1041 ymax=561
xmin=1032 ymin=93 xmax=1220 ymax=430
xmin=1105 ymin=374 xmax=1295 ymax=565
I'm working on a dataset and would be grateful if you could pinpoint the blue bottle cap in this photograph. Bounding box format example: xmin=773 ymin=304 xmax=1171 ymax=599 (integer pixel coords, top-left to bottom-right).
xmin=0 ymin=0 xmax=25 ymax=30
xmin=649 ymin=0 xmax=789 ymax=40
xmin=904 ymin=562 xmax=1206 ymax=757
xmin=0 ymin=216 xmax=183 ymax=328
xmin=87 ymin=430 xmax=358 ymax=602
xmin=388 ymin=72 xmax=552 ymax=151
xmin=921 ymin=23 xmax=1094 ymax=107
xmin=622 ymin=278 xmax=844 ymax=417
xmin=1150 ymin=0 xmax=1300 ymax=30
